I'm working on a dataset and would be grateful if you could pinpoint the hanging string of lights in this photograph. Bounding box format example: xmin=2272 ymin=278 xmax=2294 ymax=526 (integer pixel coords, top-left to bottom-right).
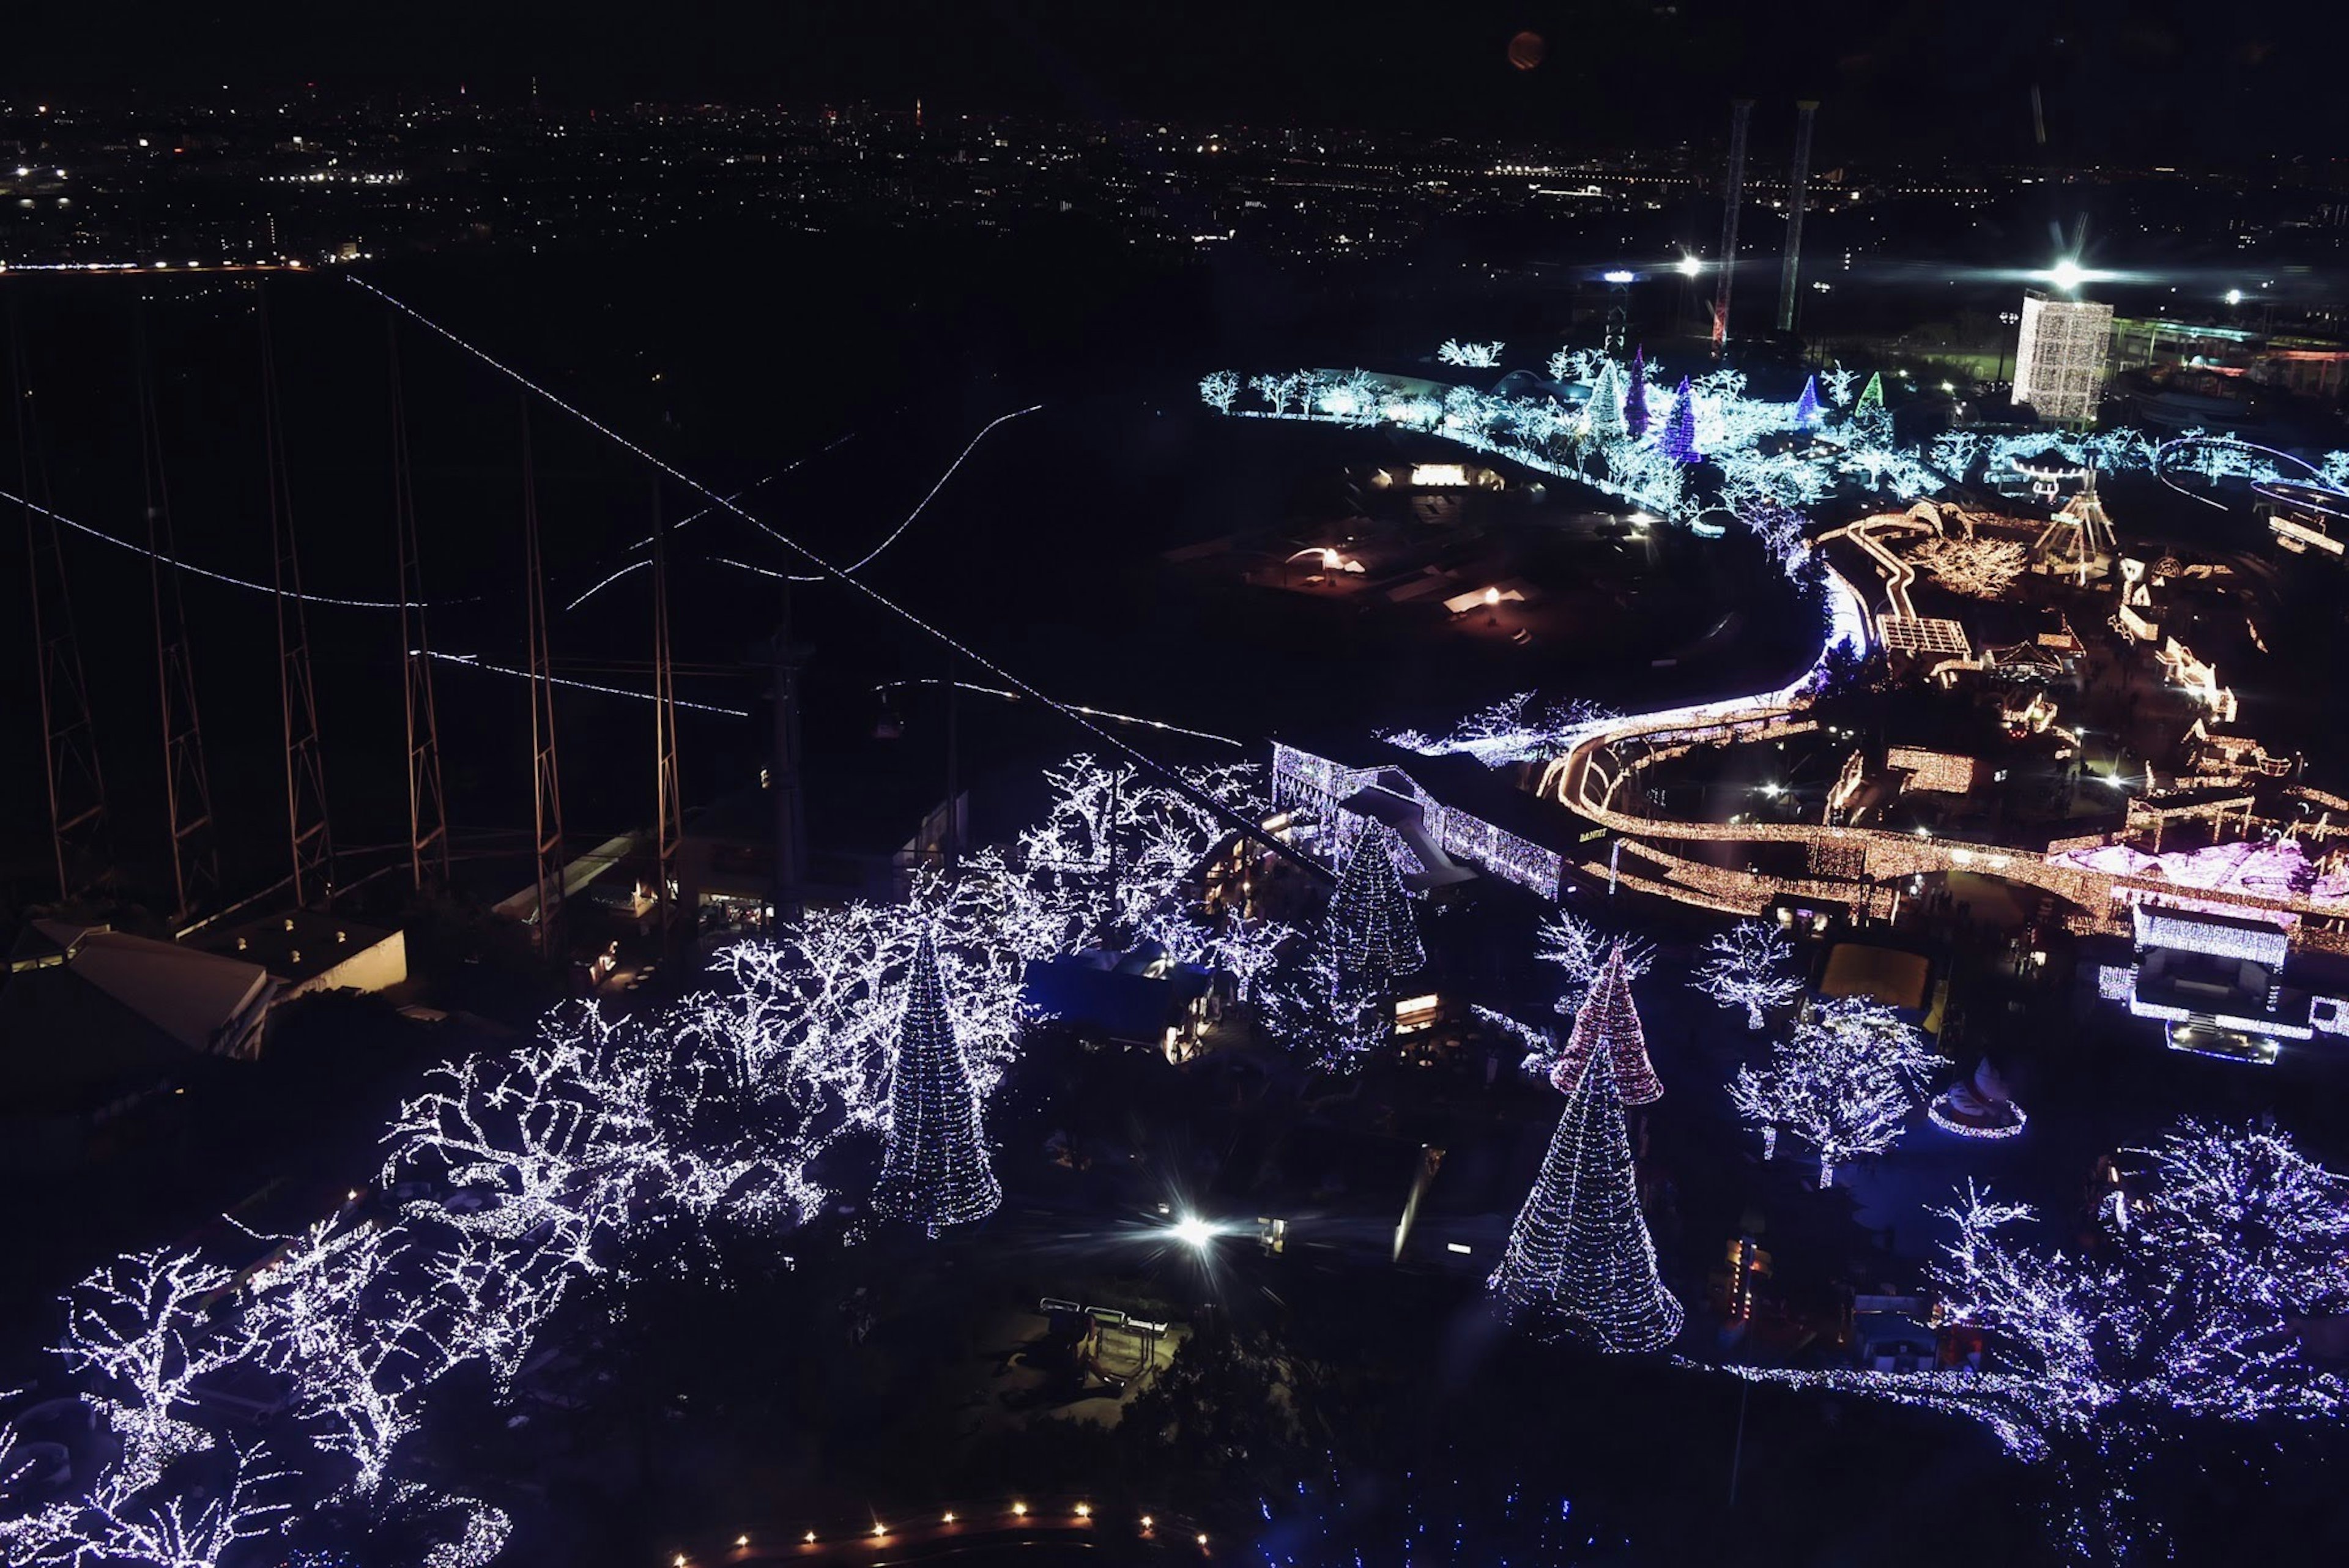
xmin=347 ymin=275 xmax=1323 ymax=881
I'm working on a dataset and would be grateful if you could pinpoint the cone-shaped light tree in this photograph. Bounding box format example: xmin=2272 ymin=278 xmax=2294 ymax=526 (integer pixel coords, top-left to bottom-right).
xmin=1662 ymin=376 xmax=1701 ymax=464
xmin=1547 ymin=942 xmax=1663 ymax=1105
xmin=872 ymin=930 xmax=1003 ymax=1232
xmin=1850 ymin=371 xmax=1892 ymax=448
xmin=1624 ymin=347 xmax=1650 ymax=440
xmin=1491 ymin=1026 xmax=1683 ymax=1351
xmin=1328 ymin=821 xmax=1426 ymax=990
xmin=1793 ymin=374 xmax=1823 ymax=431
xmin=1587 ymin=360 xmax=1627 ymax=442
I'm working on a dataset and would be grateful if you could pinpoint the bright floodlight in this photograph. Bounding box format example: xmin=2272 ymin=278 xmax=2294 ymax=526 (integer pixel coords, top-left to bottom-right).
xmin=1171 ymin=1214 xmax=1217 ymax=1250
xmin=2049 ymin=257 xmax=2085 ymax=292
xmin=1676 ymin=254 xmax=1702 ymax=277
xmin=1602 ymin=269 xmax=1636 ymax=284
xmin=2226 ymin=288 xmax=2244 ymax=306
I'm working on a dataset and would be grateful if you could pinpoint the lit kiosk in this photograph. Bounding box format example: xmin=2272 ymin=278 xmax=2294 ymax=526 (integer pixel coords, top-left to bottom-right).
xmin=2120 ymin=903 xmax=2311 ymax=1065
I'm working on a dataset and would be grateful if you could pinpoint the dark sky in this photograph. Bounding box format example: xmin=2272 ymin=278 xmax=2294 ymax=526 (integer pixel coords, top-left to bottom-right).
xmin=12 ymin=2 xmax=2340 ymax=167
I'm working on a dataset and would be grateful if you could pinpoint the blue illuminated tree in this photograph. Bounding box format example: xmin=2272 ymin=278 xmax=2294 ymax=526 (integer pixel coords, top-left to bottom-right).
xmin=1793 ymin=374 xmax=1823 ymax=431
xmin=1624 ymin=347 xmax=1650 ymax=440
xmin=1661 ymin=377 xmax=1699 ymax=464
xmin=872 ymin=929 xmax=1003 ymax=1233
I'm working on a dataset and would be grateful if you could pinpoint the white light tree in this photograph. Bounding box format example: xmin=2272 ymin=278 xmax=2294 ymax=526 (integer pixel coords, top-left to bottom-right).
xmin=1537 ymin=911 xmax=1655 ymax=1020
xmin=1197 ymin=371 xmax=1239 ymax=415
xmin=75 ymin=1443 xmax=289 ymax=1568
xmin=1691 ymin=921 xmax=1804 ymax=1030
xmin=1206 ymin=913 xmax=1295 ymax=1003
xmin=53 ymin=1250 xmax=251 ymax=1501
xmin=1380 ymin=691 xmax=1618 ymax=769
xmin=1737 ymin=1120 xmax=2349 ymax=1564
xmin=1437 ymin=339 xmax=1504 ymax=368
xmin=1728 ymin=997 xmax=1945 ymax=1185
xmin=1249 ymin=372 xmax=1294 ymax=417
xmin=1822 ymin=363 xmax=1858 ymax=406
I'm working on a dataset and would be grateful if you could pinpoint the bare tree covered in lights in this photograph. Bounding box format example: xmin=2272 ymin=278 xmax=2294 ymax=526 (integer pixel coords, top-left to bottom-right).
xmin=1728 ymin=997 xmax=1945 ymax=1185
xmin=1738 ymin=1120 xmax=2349 ymax=1563
xmin=1197 ymin=371 xmax=1238 ymax=414
xmin=1691 ymin=921 xmax=1803 ymax=1030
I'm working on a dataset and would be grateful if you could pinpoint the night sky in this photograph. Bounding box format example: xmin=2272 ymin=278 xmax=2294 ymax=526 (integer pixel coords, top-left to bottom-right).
xmin=11 ymin=1 xmax=2343 ymax=167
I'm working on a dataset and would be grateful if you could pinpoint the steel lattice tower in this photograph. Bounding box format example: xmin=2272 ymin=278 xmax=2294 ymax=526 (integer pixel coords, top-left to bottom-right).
xmin=386 ymin=318 xmax=450 ymax=894
xmin=1775 ymin=101 xmax=1819 ymax=334
xmin=520 ymin=401 xmax=566 ymax=962
xmin=650 ymin=478 xmax=685 ymax=948
xmin=137 ymin=310 xmax=221 ymax=928
xmin=11 ymin=305 xmax=110 ymax=902
xmin=1712 ymin=100 xmax=1753 ymax=356
xmin=259 ymin=289 xmax=335 ymax=907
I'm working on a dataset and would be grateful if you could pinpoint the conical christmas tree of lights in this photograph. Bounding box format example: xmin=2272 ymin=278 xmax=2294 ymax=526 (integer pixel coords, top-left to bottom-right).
xmin=1661 ymin=376 xmax=1700 ymax=464
xmin=1793 ymin=374 xmax=1823 ymax=430
xmin=1587 ymin=361 xmax=1627 ymax=442
xmin=1850 ymin=370 xmax=1891 ymax=448
xmin=872 ymin=929 xmax=1003 ymax=1232
xmin=1328 ymin=820 xmax=1425 ymax=990
xmin=1546 ymin=942 xmax=1663 ymax=1105
xmin=1623 ymin=347 xmax=1650 ymax=440
xmin=1491 ymin=1032 xmax=1684 ymax=1351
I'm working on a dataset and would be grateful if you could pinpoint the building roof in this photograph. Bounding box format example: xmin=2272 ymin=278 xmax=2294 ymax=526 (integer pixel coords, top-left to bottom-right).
xmin=14 ymin=921 xmax=272 ymax=1052
xmin=1 ymin=923 xmax=275 ymax=1113
xmin=199 ymin=910 xmax=401 ymax=987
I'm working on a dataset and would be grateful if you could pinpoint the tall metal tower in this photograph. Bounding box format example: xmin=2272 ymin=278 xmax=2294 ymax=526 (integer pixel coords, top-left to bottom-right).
xmin=259 ymin=290 xmax=334 ymax=907
xmin=138 ymin=312 xmax=220 ymax=928
xmin=767 ymin=593 xmax=811 ymax=926
xmin=387 ymin=318 xmax=450 ymax=894
xmin=520 ymin=402 xmax=566 ymax=962
xmin=1775 ymin=101 xmax=1820 ymax=334
xmin=650 ymin=478 xmax=685 ymax=948
xmin=11 ymin=307 xmax=109 ymax=902
xmin=1712 ymin=100 xmax=1754 ymax=356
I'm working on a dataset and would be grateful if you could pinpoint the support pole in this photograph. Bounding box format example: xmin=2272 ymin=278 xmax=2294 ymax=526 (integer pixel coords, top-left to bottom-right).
xmin=1776 ymin=102 xmax=1820 ymax=335
xmin=521 ymin=401 xmax=566 ymax=962
xmin=1713 ymin=100 xmax=1753 ymax=356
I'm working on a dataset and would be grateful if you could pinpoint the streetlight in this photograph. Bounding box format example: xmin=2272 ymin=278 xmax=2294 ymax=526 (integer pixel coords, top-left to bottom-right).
xmin=2225 ymin=288 xmax=2244 ymax=307
xmin=1171 ymin=1215 xmax=1218 ymax=1250
xmin=1676 ymin=253 xmax=1702 ymax=277
xmin=2048 ymin=256 xmax=2085 ymax=292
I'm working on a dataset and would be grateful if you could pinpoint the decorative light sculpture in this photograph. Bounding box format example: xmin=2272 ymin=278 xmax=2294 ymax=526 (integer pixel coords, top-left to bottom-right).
xmin=871 ymin=931 xmax=1004 ymax=1233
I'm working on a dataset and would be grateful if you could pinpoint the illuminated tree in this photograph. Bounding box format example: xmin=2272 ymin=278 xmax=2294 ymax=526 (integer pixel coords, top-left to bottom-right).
xmin=1928 ymin=427 xmax=1980 ymax=480
xmin=1692 ymin=921 xmax=1803 ymax=1030
xmin=1822 ymin=363 xmax=1858 ymax=407
xmin=1488 ymin=1023 xmax=1683 ymax=1351
xmin=1198 ymin=371 xmax=1239 ymax=415
xmin=1327 ymin=820 xmax=1425 ymax=990
xmin=1729 ymin=997 xmax=1943 ymax=1186
xmin=1623 ymin=347 xmax=1650 ymax=440
xmin=1793 ymin=374 xmax=1824 ymax=430
xmin=1586 ymin=360 xmax=1627 ymax=442
xmin=870 ymin=929 xmax=1004 ymax=1233
xmin=1438 ymin=338 xmax=1505 ymax=368
xmin=1850 ymin=371 xmax=1891 ymax=448
xmin=1249 ymin=373 xmax=1294 ymax=417
xmin=1536 ymin=911 xmax=1654 ymax=1021
xmin=1661 ymin=376 xmax=1700 ymax=463
xmin=54 ymin=1250 xmax=251 ymax=1498
xmin=1547 ymin=941 xmax=1661 ymax=1104
xmin=1739 ymin=1121 xmax=2349 ymax=1563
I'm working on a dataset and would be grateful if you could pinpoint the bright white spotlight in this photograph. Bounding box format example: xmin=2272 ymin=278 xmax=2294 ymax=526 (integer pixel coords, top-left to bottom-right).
xmin=2048 ymin=257 xmax=2085 ymax=292
xmin=1171 ymin=1215 xmax=1217 ymax=1250
xmin=1602 ymin=269 xmax=1636 ymax=284
xmin=1676 ymin=254 xmax=1702 ymax=278
xmin=2225 ymin=288 xmax=2244 ymax=306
